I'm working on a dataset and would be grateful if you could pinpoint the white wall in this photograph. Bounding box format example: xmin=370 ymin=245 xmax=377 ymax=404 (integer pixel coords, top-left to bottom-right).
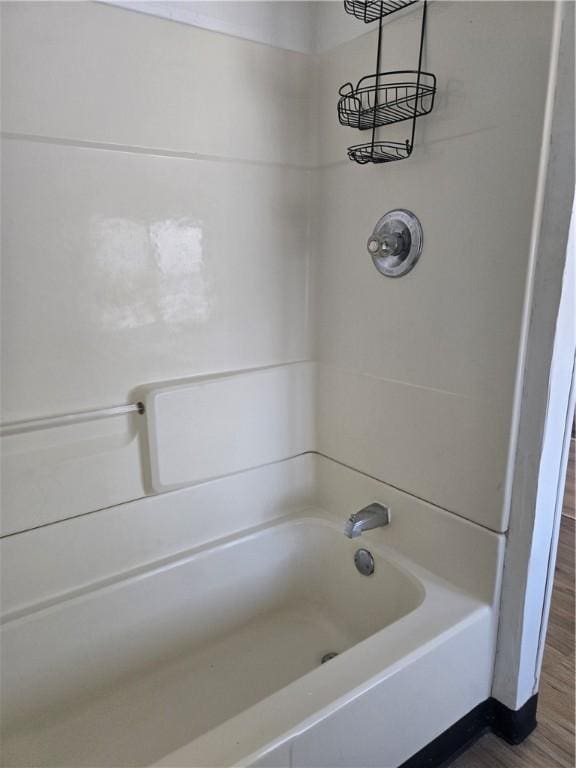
xmin=0 ymin=1 xmax=314 ymax=533
xmin=102 ymin=0 xmax=418 ymax=55
xmin=314 ymin=1 xmax=558 ymax=532
xmin=0 ymin=1 xmax=563 ymax=543
xmin=493 ymin=1 xmax=574 ymax=709
xmin=1 ymin=2 xmax=313 ymax=422
xmin=104 ymin=1 xmax=318 ymax=53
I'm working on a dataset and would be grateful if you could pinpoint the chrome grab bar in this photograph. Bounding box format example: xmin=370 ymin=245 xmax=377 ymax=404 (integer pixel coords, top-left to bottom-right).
xmin=0 ymin=402 xmax=145 ymax=437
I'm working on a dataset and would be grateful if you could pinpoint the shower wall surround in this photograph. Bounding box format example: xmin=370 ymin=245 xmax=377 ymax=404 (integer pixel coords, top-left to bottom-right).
xmin=0 ymin=1 xmax=315 ymax=533
xmin=313 ymin=1 xmax=556 ymax=531
xmin=0 ymin=2 xmax=560 ymax=538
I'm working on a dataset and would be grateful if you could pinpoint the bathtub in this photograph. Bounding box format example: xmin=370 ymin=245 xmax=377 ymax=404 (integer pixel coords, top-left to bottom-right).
xmin=1 ymin=494 xmax=501 ymax=768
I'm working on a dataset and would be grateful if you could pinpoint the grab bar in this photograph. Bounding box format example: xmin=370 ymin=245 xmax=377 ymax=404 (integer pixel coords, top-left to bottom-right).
xmin=0 ymin=402 xmax=145 ymax=437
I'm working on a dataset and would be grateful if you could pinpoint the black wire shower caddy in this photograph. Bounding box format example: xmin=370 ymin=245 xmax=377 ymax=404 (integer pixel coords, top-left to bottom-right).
xmin=338 ymin=0 xmax=436 ymax=164
xmin=343 ymin=0 xmax=418 ymax=23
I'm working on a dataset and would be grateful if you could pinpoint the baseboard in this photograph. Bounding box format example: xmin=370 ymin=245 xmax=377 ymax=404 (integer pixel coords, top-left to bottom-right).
xmin=400 ymin=695 xmax=538 ymax=768
xmin=487 ymin=695 xmax=539 ymax=745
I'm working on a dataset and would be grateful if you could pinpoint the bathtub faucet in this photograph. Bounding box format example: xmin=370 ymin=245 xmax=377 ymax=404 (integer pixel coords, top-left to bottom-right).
xmin=345 ymin=503 xmax=390 ymax=538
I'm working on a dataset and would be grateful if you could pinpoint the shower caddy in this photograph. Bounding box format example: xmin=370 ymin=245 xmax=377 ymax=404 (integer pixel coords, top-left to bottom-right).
xmin=338 ymin=0 xmax=436 ymax=164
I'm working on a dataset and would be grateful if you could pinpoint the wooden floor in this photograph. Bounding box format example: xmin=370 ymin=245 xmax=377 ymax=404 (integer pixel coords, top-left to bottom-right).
xmin=452 ymin=513 xmax=575 ymax=768
xmin=563 ymin=439 xmax=575 ymax=520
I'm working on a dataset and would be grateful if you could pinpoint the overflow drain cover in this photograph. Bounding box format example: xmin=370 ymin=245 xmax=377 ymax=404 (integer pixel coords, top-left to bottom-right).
xmin=354 ymin=548 xmax=375 ymax=576
xmin=321 ymin=652 xmax=339 ymax=664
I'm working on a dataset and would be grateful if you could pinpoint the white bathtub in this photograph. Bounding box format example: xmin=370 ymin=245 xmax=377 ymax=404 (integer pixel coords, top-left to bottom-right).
xmin=0 ymin=455 xmax=503 ymax=768
xmin=0 ymin=457 xmax=504 ymax=768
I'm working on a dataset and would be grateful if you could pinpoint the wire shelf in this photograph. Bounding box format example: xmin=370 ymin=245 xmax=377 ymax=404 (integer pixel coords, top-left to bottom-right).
xmin=343 ymin=0 xmax=419 ymax=23
xmin=339 ymin=0 xmax=434 ymax=165
xmin=338 ymin=71 xmax=436 ymax=130
xmin=347 ymin=140 xmax=412 ymax=164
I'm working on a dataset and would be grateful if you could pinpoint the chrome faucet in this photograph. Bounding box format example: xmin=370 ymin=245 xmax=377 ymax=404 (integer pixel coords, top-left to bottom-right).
xmin=345 ymin=502 xmax=390 ymax=538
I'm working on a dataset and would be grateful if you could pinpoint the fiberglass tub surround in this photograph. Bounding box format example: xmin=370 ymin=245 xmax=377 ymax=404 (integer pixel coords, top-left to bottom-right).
xmin=0 ymin=1 xmax=563 ymax=766
xmin=1 ymin=1 xmax=557 ymax=538
xmin=0 ymin=455 xmax=504 ymax=768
